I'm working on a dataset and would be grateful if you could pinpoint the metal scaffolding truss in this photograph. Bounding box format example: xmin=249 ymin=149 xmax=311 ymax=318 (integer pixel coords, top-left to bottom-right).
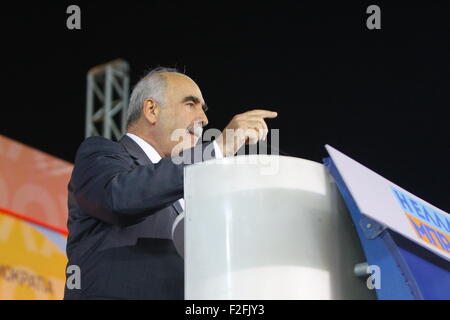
xmin=85 ymin=59 xmax=130 ymax=140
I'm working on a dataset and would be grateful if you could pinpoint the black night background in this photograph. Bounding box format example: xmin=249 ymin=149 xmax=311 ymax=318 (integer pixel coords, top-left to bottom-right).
xmin=1 ymin=1 xmax=449 ymax=212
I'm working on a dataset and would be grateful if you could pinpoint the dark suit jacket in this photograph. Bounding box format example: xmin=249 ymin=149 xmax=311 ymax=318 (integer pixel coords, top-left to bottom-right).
xmin=64 ymin=134 xmax=216 ymax=300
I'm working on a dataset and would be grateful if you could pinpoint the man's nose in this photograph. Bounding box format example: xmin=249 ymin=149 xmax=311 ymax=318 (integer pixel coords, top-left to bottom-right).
xmin=197 ymin=108 xmax=208 ymax=127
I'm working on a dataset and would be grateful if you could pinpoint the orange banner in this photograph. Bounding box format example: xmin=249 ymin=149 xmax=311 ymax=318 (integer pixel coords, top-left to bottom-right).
xmin=0 ymin=134 xmax=73 ymax=232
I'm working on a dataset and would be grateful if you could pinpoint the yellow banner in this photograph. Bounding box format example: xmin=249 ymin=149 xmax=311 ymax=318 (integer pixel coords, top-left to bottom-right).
xmin=0 ymin=210 xmax=67 ymax=299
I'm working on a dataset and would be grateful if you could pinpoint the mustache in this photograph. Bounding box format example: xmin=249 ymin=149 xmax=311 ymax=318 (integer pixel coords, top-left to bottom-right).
xmin=187 ymin=122 xmax=203 ymax=137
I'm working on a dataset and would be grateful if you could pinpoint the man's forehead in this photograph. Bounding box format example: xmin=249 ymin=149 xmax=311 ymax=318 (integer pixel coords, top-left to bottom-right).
xmin=163 ymin=73 xmax=205 ymax=103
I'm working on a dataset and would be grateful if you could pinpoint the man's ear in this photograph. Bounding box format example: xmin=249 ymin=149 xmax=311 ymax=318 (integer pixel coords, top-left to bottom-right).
xmin=142 ymin=98 xmax=159 ymax=125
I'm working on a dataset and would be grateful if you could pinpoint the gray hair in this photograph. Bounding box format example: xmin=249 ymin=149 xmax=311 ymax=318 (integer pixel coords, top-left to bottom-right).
xmin=126 ymin=66 xmax=182 ymax=128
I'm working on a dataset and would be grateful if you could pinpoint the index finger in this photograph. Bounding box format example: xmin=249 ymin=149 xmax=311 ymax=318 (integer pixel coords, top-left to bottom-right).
xmin=244 ymin=109 xmax=278 ymax=118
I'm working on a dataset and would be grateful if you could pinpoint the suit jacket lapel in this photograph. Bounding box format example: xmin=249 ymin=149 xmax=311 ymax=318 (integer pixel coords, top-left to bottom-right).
xmin=119 ymin=134 xmax=153 ymax=166
xmin=119 ymin=134 xmax=183 ymax=215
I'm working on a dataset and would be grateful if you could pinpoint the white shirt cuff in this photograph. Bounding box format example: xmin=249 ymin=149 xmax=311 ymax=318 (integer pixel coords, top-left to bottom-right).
xmin=213 ymin=140 xmax=224 ymax=159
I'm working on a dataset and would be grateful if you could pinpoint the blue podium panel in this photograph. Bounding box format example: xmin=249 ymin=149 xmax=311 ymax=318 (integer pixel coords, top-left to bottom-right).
xmin=324 ymin=156 xmax=450 ymax=300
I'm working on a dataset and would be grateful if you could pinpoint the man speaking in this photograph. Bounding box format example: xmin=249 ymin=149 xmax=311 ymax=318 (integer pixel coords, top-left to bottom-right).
xmin=64 ymin=67 xmax=277 ymax=300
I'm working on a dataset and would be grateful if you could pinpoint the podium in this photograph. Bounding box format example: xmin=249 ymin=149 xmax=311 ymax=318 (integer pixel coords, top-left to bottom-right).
xmin=179 ymin=155 xmax=375 ymax=299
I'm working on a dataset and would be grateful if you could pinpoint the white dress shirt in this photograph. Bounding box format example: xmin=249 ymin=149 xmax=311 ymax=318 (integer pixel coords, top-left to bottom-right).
xmin=126 ymin=133 xmax=223 ymax=211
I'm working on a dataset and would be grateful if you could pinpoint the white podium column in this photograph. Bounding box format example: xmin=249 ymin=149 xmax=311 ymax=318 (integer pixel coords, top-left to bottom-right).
xmin=183 ymin=155 xmax=374 ymax=300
